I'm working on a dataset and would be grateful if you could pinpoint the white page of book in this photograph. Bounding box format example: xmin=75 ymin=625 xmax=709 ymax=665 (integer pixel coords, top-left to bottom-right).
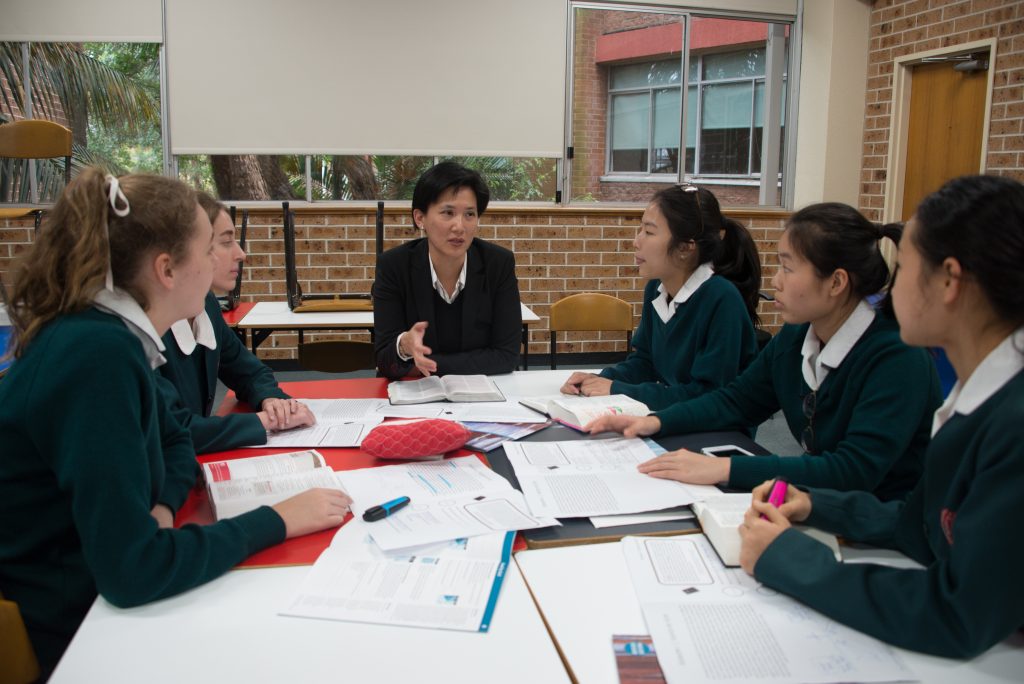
xmin=252 ymin=417 xmax=384 ymax=448
xmin=503 ymin=438 xmax=718 ymax=517
xmin=281 ymin=521 xmax=513 ymax=632
xmin=203 ymin=450 xmax=325 ymax=482
xmin=389 ymin=376 xmax=448 ymax=403
xmin=589 ymin=507 xmax=695 ymax=529
xmin=334 ymin=456 xmax=557 ymax=550
xmin=376 ymin=400 xmax=547 ymax=423
xmin=209 ymin=468 xmax=346 ymax=520
xmin=621 ymin=535 xmax=915 ymax=684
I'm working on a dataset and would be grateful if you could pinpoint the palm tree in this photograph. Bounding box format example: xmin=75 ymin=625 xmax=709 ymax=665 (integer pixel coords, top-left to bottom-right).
xmin=0 ymin=42 xmax=160 ymax=201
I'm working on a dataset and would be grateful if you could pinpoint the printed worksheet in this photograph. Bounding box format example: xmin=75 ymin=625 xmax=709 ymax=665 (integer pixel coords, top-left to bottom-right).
xmin=281 ymin=521 xmax=513 ymax=632
xmin=504 ymin=438 xmax=718 ymax=517
xmin=334 ymin=456 xmax=558 ymax=549
xmin=621 ymin=535 xmax=916 ymax=684
xmin=254 ymin=417 xmax=384 ymax=448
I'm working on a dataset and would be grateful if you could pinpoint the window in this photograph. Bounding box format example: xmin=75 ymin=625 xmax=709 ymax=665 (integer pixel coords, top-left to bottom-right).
xmin=178 ymin=155 xmax=558 ymax=203
xmin=608 ymin=61 xmax=683 ymax=174
xmin=1 ymin=41 xmax=162 ymax=203
xmin=690 ymin=47 xmax=787 ymax=176
xmin=569 ymin=4 xmax=793 ymax=206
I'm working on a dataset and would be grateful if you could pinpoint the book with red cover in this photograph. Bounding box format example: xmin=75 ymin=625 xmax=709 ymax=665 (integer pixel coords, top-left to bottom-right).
xmin=174 ymin=378 xmax=521 ymax=568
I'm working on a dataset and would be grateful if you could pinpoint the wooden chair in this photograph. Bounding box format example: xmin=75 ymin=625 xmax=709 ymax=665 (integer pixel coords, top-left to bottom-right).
xmin=0 ymin=120 xmax=73 ymax=222
xmin=298 ymin=340 xmax=376 ymax=373
xmin=0 ymin=591 xmax=40 ymax=684
xmin=549 ymin=292 xmax=633 ymax=369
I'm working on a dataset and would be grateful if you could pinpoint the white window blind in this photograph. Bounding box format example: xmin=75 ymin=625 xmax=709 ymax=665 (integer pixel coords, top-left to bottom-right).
xmin=164 ymin=0 xmax=566 ymax=157
xmin=0 ymin=0 xmax=162 ymax=42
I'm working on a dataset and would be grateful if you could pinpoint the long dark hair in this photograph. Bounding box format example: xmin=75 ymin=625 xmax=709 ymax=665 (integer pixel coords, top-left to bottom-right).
xmin=786 ymin=202 xmax=901 ymax=316
xmin=650 ymin=185 xmax=762 ymax=324
xmin=913 ymin=175 xmax=1024 ymax=329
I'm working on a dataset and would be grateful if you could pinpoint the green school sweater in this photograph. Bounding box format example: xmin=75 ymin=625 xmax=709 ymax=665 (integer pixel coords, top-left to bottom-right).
xmin=599 ymin=277 xmax=758 ymax=410
xmin=654 ymin=315 xmax=940 ymax=500
xmin=157 ymin=292 xmax=287 ymax=454
xmin=0 ymin=308 xmax=286 ymax=675
xmin=755 ymin=370 xmax=1024 ymax=658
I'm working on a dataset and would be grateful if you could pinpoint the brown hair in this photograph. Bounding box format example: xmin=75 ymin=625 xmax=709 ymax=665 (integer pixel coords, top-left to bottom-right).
xmin=7 ymin=167 xmax=198 ymax=357
xmin=196 ymin=190 xmax=228 ymax=226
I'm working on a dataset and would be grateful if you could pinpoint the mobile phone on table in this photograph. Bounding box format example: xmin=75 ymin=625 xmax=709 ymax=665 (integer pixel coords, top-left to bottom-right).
xmin=700 ymin=444 xmax=755 ymax=457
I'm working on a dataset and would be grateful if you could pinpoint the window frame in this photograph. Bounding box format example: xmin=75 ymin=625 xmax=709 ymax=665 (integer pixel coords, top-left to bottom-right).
xmin=567 ymin=0 xmax=799 ymax=207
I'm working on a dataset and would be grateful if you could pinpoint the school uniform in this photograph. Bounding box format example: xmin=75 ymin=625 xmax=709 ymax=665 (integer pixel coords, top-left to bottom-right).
xmin=599 ymin=265 xmax=758 ymax=410
xmin=755 ymin=328 xmax=1024 ymax=658
xmin=373 ymin=237 xmax=522 ymax=379
xmin=0 ymin=289 xmax=285 ymax=677
xmin=654 ymin=302 xmax=941 ymax=499
xmin=157 ymin=291 xmax=288 ymax=454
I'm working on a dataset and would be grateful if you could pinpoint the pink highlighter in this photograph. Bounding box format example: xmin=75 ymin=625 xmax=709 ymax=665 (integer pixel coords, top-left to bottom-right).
xmin=760 ymin=478 xmax=789 ymax=520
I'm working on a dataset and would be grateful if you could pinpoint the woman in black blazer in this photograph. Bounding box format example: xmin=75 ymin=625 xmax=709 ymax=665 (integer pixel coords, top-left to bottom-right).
xmin=373 ymin=162 xmax=522 ymax=379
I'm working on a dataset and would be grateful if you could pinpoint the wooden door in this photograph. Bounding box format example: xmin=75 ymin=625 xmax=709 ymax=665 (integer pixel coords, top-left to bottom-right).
xmin=901 ymin=59 xmax=988 ymax=220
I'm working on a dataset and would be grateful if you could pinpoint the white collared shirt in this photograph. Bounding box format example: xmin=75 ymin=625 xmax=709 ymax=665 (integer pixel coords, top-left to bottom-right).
xmin=92 ymin=287 xmax=167 ymax=369
xmin=931 ymin=326 xmax=1024 ymax=436
xmin=169 ymin=310 xmax=218 ymax=356
xmin=428 ymin=255 xmax=468 ymax=305
xmin=800 ymin=300 xmax=876 ymax=391
xmin=651 ymin=262 xmax=715 ymax=324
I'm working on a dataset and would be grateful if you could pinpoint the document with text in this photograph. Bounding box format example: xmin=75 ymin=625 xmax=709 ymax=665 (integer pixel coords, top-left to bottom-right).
xmin=504 ymin=438 xmax=718 ymax=518
xmin=621 ymin=535 xmax=916 ymax=684
xmin=334 ymin=456 xmax=558 ymax=550
xmin=281 ymin=521 xmax=513 ymax=632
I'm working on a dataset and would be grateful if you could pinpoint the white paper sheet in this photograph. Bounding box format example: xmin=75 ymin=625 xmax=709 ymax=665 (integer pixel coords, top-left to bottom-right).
xmin=281 ymin=521 xmax=513 ymax=632
xmin=504 ymin=438 xmax=719 ymax=518
xmin=255 ymin=417 xmax=384 ymax=448
xmin=334 ymin=456 xmax=558 ymax=550
xmin=589 ymin=507 xmax=695 ymax=529
xmin=621 ymin=535 xmax=916 ymax=684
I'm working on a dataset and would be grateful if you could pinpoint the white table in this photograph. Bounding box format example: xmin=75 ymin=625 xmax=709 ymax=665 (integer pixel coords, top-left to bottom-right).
xmin=515 ymin=541 xmax=1024 ymax=684
xmin=239 ymin=301 xmax=542 ymax=368
xmin=51 ymin=558 xmax=569 ymax=684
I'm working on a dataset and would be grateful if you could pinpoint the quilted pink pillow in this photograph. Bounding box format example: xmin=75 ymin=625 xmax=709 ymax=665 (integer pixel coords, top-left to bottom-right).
xmin=362 ymin=419 xmax=470 ymax=459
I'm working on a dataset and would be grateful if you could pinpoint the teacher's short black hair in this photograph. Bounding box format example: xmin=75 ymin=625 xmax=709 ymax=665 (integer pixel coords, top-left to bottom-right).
xmin=411 ymin=161 xmax=490 ymax=223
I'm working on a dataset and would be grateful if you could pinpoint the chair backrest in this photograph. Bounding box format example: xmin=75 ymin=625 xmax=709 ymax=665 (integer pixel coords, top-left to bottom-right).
xmin=0 ymin=591 xmax=41 ymax=684
xmin=0 ymin=119 xmax=73 ymax=182
xmin=0 ymin=120 xmax=72 ymax=159
xmin=298 ymin=340 xmax=376 ymax=374
xmin=549 ymin=292 xmax=633 ymax=369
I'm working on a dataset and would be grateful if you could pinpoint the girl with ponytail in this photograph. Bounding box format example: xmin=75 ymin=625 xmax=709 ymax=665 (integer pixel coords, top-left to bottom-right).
xmin=588 ymin=202 xmax=941 ymax=502
xmin=0 ymin=168 xmax=350 ymax=678
xmin=740 ymin=175 xmax=1024 ymax=659
xmin=561 ymin=185 xmax=761 ymax=410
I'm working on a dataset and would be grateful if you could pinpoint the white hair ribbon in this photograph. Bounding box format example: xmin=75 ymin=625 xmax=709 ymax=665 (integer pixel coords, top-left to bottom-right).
xmin=105 ymin=174 xmax=131 ymax=217
xmin=102 ymin=174 xmax=131 ymax=291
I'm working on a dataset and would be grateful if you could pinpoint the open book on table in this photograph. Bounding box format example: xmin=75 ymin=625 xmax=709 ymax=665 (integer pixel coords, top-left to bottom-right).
xmin=519 ymin=394 xmax=650 ymax=430
xmin=693 ymin=492 xmax=841 ymax=567
xmin=387 ymin=374 xmax=505 ymax=405
xmin=202 ymin=450 xmax=346 ymax=520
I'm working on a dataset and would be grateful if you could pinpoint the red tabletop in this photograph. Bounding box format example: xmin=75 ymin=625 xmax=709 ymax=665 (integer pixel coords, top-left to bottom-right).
xmin=220 ymin=301 xmax=255 ymax=327
xmin=175 ymin=378 xmax=514 ymax=569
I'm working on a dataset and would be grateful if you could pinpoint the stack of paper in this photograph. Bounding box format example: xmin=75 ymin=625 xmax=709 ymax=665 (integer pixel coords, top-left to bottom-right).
xmin=334 ymin=456 xmax=559 ymax=550
xmin=253 ymin=398 xmax=385 ymax=448
xmin=504 ymin=438 xmax=718 ymax=518
xmin=281 ymin=521 xmax=513 ymax=632
xmin=621 ymin=535 xmax=915 ymax=684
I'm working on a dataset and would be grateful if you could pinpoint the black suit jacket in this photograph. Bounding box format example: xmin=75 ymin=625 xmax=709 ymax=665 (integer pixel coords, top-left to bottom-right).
xmin=373 ymin=237 xmax=522 ymax=379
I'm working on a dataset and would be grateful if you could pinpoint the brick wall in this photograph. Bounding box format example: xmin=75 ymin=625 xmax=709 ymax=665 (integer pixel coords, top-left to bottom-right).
xmin=860 ymin=0 xmax=1024 ymax=219
xmin=1 ymin=206 xmax=788 ymax=362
